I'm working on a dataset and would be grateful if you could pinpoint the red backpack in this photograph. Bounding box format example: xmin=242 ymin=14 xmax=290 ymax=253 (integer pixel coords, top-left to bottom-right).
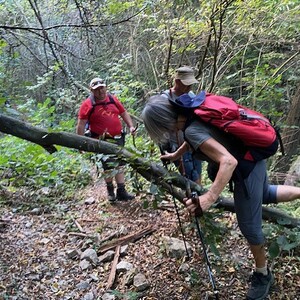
xmin=169 ymin=91 xmax=282 ymax=161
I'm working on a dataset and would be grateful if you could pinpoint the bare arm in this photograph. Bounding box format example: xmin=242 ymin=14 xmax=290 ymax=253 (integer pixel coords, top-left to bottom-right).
xmin=120 ymin=111 xmax=136 ymax=134
xmin=160 ymin=141 xmax=189 ymax=161
xmin=76 ymin=118 xmax=88 ymax=136
xmin=185 ymin=137 xmax=237 ymax=213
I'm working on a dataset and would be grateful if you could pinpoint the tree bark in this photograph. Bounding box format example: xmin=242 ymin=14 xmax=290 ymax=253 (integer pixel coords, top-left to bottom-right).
xmin=0 ymin=113 xmax=299 ymax=228
xmin=106 ymin=245 xmax=120 ymax=290
xmin=272 ymin=83 xmax=300 ymax=184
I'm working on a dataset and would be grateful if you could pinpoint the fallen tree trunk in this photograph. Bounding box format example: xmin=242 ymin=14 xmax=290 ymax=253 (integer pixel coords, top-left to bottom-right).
xmin=0 ymin=113 xmax=299 ymax=228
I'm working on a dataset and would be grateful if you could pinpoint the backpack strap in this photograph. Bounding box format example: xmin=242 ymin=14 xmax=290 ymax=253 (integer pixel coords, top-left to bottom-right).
xmin=273 ymin=124 xmax=285 ymax=156
xmin=87 ymin=93 xmax=116 ymax=122
xmin=161 ymin=89 xmax=172 ymax=100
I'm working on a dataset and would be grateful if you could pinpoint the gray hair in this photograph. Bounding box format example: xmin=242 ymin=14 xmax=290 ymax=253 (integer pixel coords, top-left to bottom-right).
xmin=141 ymin=94 xmax=178 ymax=144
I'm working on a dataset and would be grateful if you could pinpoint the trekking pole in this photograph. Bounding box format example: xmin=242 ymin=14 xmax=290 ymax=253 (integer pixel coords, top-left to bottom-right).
xmin=159 ymin=147 xmax=191 ymax=260
xmin=131 ymin=123 xmax=139 ymax=148
xmin=169 ymin=182 xmax=191 ymax=261
xmin=186 ymin=180 xmax=219 ymax=300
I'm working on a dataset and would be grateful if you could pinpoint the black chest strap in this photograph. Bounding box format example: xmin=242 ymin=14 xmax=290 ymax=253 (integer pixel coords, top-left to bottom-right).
xmin=87 ymin=93 xmax=116 ymax=121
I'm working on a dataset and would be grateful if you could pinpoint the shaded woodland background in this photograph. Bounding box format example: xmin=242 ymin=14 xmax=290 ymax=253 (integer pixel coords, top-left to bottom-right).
xmin=0 ymin=1 xmax=300 ymax=299
xmin=0 ymin=0 xmax=300 ymax=240
xmin=1 ymin=0 xmax=300 ymax=178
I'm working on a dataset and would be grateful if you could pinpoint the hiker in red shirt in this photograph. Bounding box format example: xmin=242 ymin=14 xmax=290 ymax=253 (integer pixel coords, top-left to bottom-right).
xmin=76 ymin=77 xmax=136 ymax=202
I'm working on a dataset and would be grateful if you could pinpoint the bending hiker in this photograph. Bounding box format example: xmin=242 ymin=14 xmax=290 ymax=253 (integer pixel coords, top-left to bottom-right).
xmin=76 ymin=77 xmax=135 ymax=203
xmin=141 ymin=94 xmax=300 ymax=300
xmin=161 ymin=66 xmax=203 ymax=185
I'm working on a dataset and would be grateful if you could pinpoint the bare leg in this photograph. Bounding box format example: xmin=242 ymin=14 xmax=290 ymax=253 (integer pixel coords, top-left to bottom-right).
xmin=105 ymin=177 xmax=113 ymax=184
xmin=115 ymin=170 xmax=125 ymax=184
xmin=276 ymin=185 xmax=300 ymax=203
xmin=249 ymin=244 xmax=266 ymax=268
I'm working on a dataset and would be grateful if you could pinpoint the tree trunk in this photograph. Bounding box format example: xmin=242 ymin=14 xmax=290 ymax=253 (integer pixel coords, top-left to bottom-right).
xmin=272 ymin=83 xmax=300 ymax=184
xmin=0 ymin=113 xmax=299 ymax=228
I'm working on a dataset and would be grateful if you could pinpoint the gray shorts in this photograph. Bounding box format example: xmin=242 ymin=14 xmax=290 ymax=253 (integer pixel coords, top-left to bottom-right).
xmin=233 ymin=160 xmax=277 ymax=245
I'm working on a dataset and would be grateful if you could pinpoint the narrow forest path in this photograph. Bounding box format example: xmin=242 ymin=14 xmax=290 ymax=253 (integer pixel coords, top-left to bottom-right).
xmin=0 ymin=181 xmax=299 ymax=300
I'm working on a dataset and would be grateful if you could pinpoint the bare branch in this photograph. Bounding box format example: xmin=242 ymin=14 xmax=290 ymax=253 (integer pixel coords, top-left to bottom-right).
xmin=256 ymin=50 xmax=300 ymax=97
xmin=0 ymin=6 xmax=147 ymax=32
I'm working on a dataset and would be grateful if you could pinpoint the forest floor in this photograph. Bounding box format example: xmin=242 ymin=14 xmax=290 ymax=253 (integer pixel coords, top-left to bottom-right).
xmin=0 ymin=180 xmax=299 ymax=300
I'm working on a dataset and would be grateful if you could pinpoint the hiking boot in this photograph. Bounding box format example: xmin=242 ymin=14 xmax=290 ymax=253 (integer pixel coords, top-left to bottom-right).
xmin=246 ymin=269 xmax=274 ymax=300
xmin=116 ymin=187 xmax=134 ymax=201
xmin=107 ymin=192 xmax=116 ymax=203
xmin=106 ymin=184 xmax=116 ymax=203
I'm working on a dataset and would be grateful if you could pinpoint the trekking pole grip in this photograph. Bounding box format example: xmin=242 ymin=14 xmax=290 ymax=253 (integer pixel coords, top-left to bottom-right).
xmin=191 ymin=192 xmax=203 ymax=217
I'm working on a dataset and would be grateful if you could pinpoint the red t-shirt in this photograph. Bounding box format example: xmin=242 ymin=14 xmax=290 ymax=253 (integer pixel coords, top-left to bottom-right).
xmin=78 ymin=94 xmax=125 ymax=136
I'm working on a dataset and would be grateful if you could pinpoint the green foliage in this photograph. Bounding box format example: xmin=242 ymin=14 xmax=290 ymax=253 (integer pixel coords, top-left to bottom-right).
xmin=0 ymin=39 xmax=7 ymax=54
xmin=194 ymin=212 xmax=227 ymax=256
xmin=105 ymin=57 xmax=147 ymax=111
xmin=276 ymin=200 xmax=300 ymax=218
xmin=189 ymin=268 xmax=201 ymax=287
xmin=0 ymin=135 xmax=92 ymax=192
xmin=107 ymin=0 xmax=137 ymax=14
xmin=263 ymin=223 xmax=300 ymax=259
xmin=26 ymin=64 xmax=62 ymax=92
xmin=124 ymin=126 xmax=162 ymax=196
xmin=16 ymin=94 xmax=76 ymax=132
xmin=110 ymin=290 xmax=141 ymax=300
